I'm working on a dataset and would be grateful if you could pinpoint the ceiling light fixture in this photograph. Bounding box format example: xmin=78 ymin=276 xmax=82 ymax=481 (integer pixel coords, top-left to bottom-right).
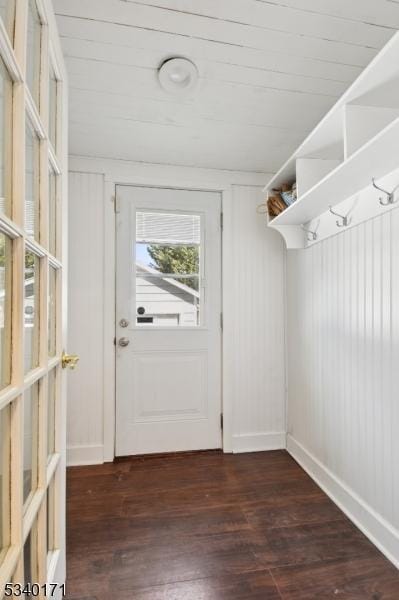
xmin=158 ymin=58 xmax=199 ymax=94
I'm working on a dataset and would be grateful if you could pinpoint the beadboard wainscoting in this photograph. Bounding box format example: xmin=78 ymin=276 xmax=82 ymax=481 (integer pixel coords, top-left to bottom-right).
xmin=229 ymin=185 xmax=286 ymax=453
xmin=286 ymin=207 xmax=399 ymax=566
xmin=67 ymin=158 xmax=286 ymax=465
xmin=68 ymin=172 xmax=106 ymax=466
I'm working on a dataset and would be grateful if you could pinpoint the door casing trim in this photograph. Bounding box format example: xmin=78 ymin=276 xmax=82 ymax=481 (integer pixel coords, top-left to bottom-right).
xmin=102 ymin=178 xmax=234 ymax=461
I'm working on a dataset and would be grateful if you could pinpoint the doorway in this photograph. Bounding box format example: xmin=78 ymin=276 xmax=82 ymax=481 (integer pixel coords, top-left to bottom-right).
xmin=115 ymin=185 xmax=222 ymax=456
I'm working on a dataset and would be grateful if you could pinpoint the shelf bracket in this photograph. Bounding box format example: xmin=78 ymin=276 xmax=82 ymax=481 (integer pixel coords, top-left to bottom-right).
xmin=268 ymin=224 xmax=306 ymax=249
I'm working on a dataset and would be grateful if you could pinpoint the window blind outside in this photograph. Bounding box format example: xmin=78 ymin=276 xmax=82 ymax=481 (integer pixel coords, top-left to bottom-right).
xmin=136 ymin=211 xmax=201 ymax=245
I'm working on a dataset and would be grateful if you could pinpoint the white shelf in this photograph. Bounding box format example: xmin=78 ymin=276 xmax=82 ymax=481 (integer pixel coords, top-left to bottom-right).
xmin=269 ymin=115 xmax=399 ymax=227
xmin=264 ymin=31 xmax=399 ymax=248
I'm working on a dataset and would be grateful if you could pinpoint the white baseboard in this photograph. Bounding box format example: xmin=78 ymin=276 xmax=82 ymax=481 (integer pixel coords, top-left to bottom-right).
xmin=67 ymin=444 xmax=104 ymax=466
xmin=287 ymin=434 xmax=399 ymax=569
xmin=232 ymin=431 xmax=286 ymax=453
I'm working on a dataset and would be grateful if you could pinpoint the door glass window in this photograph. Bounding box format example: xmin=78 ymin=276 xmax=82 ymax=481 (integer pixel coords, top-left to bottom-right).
xmin=25 ymin=121 xmax=40 ymax=240
xmin=46 ymin=479 xmax=55 ymax=556
xmin=24 ymin=250 xmax=40 ymax=373
xmin=26 ymin=0 xmax=41 ymax=106
xmin=0 ymin=232 xmax=11 ymax=390
xmin=0 ymin=1 xmax=15 ymax=41
xmin=48 ymin=266 xmax=56 ymax=356
xmin=0 ymin=57 xmax=12 ymax=217
xmin=49 ymin=64 xmax=57 ymax=150
xmin=135 ymin=211 xmax=201 ymax=327
xmin=47 ymin=368 xmax=56 ymax=459
xmin=24 ymin=533 xmax=34 ymax=585
xmin=23 ymin=383 xmax=39 ymax=507
xmin=48 ymin=167 xmax=57 ymax=256
xmin=0 ymin=404 xmax=10 ymax=565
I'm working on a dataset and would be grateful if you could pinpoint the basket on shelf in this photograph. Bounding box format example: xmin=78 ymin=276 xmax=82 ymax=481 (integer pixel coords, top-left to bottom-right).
xmin=265 ymin=182 xmax=297 ymax=219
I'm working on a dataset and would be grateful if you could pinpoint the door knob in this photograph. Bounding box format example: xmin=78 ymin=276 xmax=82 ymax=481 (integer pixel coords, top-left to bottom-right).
xmin=62 ymin=352 xmax=80 ymax=370
xmin=118 ymin=337 xmax=130 ymax=347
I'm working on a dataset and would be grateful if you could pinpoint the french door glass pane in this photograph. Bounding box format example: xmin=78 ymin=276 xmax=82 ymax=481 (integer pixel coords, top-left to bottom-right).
xmin=48 ymin=266 xmax=56 ymax=356
xmin=26 ymin=0 xmax=41 ymax=106
xmin=0 ymin=0 xmax=15 ymax=41
xmin=46 ymin=480 xmax=54 ymax=555
xmin=25 ymin=122 xmax=40 ymax=240
xmin=135 ymin=211 xmax=201 ymax=327
xmin=23 ymin=531 xmax=33 ymax=584
xmin=24 ymin=250 xmax=40 ymax=373
xmin=0 ymin=404 xmax=10 ymax=565
xmin=0 ymin=57 xmax=12 ymax=216
xmin=0 ymin=232 xmax=11 ymax=389
xmin=47 ymin=368 xmax=55 ymax=458
xmin=48 ymin=168 xmax=57 ymax=255
xmin=49 ymin=65 xmax=57 ymax=150
xmin=23 ymin=383 xmax=39 ymax=506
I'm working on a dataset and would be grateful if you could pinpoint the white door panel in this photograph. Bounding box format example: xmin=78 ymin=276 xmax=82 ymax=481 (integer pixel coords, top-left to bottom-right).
xmin=115 ymin=186 xmax=222 ymax=456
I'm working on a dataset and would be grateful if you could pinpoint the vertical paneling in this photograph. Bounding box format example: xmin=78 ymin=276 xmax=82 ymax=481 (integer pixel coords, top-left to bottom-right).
xmin=67 ymin=172 xmax=105 ymax=464
xmin=391 ymin=209 xmax=399 ymax=528
xmin=287 ymin=205 xmax=399 ymax=532
xmin=231 ymin=186 xmax=286 ymax=451
xmin=66 ymin=167 xmax=285 ymax=463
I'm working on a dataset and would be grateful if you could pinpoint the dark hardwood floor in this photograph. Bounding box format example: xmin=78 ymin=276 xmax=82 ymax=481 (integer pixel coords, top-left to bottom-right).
xmin=65 ymin=450 xmax=399 ymax=599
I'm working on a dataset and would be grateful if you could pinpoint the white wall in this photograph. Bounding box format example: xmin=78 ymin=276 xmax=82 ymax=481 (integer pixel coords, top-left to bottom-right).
xmin=228 ymin=185 xmax=286 ymax=452
xmin=286 ymin=207 xmax=399 ymax=567
xmin=67 ymin=156 xmax=286 ymax=464
xmin=67 ymin=171 xmax=105 ymax=465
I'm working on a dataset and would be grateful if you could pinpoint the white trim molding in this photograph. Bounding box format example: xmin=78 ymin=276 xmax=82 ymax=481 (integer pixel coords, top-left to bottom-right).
xmin=287 ymin=435 xmax=399 ymax=569
xmin=67 ymin=444 xmax=104 ymax=467
xmin=232 ymin=432 xmax=286 ymax=454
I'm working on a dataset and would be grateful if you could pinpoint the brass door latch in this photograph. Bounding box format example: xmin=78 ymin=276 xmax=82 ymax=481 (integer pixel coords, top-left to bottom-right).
xmin=62 ymin=352 xmax=80 ymax=370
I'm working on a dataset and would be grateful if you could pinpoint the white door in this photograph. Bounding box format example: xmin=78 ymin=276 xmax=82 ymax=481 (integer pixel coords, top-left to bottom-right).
xmin=115 ymin=185 xmax=222 ymax=456
xmin=0 ymin=1 xmax=69 ymax=597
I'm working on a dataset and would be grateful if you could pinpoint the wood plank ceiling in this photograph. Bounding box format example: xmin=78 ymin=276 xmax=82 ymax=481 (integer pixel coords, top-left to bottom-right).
xmin=54 ymin=0 xmax=398 ymax=173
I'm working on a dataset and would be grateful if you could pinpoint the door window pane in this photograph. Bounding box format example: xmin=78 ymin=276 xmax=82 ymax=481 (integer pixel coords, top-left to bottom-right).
xmin=48 ymin=168 xmax=57 ymax=255
xmin=49 ymin=65 xmax=57 ymax=150
xmin=23 ymin=383 xmax=39 ymax=506
xmin=25 ymin=121 xmax=40 ymax=240
xmin=26 ymin=0 xmax=41 ymax=106
xmin=24 ymin=250 xmax=40 ymax=373
xmin=46 ymin=479 xmax=55 ymax=555
xmin=48 ymin=266 xmax=56 ymax=356
xmin=0 ymin=0 xmax=15 ymax=41
xmin=47 ymin=368 xmax=56 ymax=459
xmin=24 ymin=525 xmax=36 ymax=585
xmin=135 ymin=211 xmax=201 ymax=327
xmin=0 ymin=57 xmax=12 ymax=216
xmin=0 ymin=232 xmax=11 ymax=389
xmin=0 ymin=404 xmax=10 ymax=565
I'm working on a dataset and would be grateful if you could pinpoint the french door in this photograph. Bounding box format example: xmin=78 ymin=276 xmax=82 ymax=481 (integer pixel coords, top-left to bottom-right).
xmin=115 ymin=185 xmax=222 ymax=456
xmin=0 ymin=1 xmax=68 ymax=598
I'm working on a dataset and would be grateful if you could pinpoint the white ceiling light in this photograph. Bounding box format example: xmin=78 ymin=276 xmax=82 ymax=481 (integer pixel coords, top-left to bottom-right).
xmin=158 ymin=58 xmax=199 ymax=94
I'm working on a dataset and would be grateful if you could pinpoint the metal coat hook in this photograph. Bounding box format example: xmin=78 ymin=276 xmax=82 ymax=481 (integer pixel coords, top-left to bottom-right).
xmin=301 ymin=224 xmax=318 ymax=242
xmin=329 ymin=205 xmax=351 ymax=228
xmin=372 ymin=177 xmax=399 ymax=206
